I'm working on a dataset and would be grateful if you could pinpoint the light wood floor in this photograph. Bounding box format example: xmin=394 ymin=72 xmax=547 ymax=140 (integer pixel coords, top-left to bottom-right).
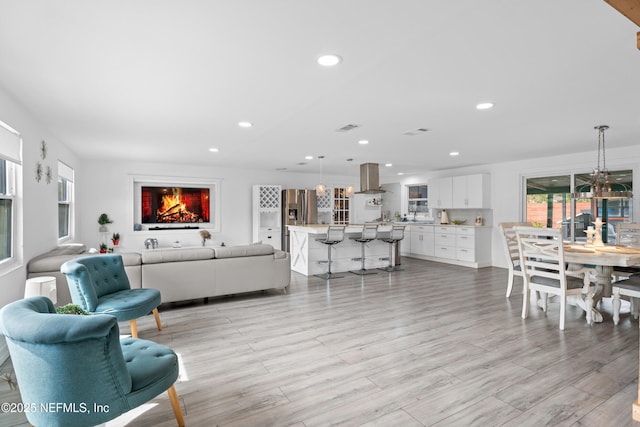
xmin=2 ymin=257 xmax=640 ymax=426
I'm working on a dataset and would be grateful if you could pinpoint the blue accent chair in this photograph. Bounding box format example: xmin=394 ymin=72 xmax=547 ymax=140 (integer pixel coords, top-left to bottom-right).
xmin=61 ymin=254 xmax=162 ymax=337
xmin=0 ymin=296 xmax=185 ymax=427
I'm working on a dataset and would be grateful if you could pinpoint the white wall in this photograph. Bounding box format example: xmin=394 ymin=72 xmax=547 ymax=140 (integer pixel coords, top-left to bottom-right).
xmin=75 ymin=160 xmax=354 ymax=251
xmin=0 ymin=86 xmax=80 ymax=361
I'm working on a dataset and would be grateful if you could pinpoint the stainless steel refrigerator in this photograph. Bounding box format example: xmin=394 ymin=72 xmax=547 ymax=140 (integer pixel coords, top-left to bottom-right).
xmin=282 ymin=189 xmax=317 ymax=252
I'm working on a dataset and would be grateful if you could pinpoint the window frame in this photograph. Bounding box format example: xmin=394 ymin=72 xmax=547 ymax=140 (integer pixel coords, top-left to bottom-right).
xmin=0 ymin=159 xmax=17 ymax=265
xmin=57 ymin=161 xmax=74 ymax=242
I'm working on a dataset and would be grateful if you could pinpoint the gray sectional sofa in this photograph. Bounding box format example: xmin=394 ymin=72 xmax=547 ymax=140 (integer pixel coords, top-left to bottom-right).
xmin=27 ymin=243 xmax=291 ymax=305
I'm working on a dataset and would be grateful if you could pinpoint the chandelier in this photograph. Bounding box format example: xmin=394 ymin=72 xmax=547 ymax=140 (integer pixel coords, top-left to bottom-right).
xmin=571 ymin=125 xmax=632 ymax=199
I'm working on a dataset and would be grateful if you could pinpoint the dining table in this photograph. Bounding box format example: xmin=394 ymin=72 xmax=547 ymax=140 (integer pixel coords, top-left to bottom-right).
xmin=563 ymin=243 xmax=640 ymax=324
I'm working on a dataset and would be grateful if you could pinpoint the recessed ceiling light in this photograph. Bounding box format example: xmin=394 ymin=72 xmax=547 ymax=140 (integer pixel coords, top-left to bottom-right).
xmin=449 ymin=151 xmax=460 ymax=156
xmin=358 ymin=140 xmax=369 ymax=145
xmin=305 ymin=155 xmax=313 ymax=160
xmin=385 ymin=163 xmax=392 ymax=167
xmin=476 ymin=102 xmax=494 ymax=110
xmin=317 ymin=54 xmax=342 ymax=67
xmin=209 ymin=148 xmax=219 ymax=152
xmin=238 ymin=121 xmax=253 ymax=128
xmin=397 ymin=172 xmax=404 ymax=176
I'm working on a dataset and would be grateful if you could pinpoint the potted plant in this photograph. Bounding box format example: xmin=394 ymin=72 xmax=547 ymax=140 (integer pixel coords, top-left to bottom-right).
xmin=55 ymin=304 xmax=90 ymax=315
xmin=98 ymin=213 xmax=113 ymax=232
xmin=99 ymin=243 xmax=107 ymax=253
xmin=199 ymin=229 xmax=212 ymax=246
xmin=111 ymin=232 xmax=120 ymax=246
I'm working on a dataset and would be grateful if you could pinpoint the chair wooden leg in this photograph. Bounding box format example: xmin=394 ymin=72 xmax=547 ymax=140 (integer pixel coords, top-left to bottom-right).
xmin=153 ymin=308 xmax=163 ymax=331
xmin=613 ymin=289 xmax=622 ymax=325
xmin=506 ymin=269 xmax=514 ymax=297
xmin=522 ymin=283 xmax=530 ymax=320
xmin=167 ymin=384 xmax=185 ymax=427
xmin=130 ymin=319 xmax=138 ymax=338
xmin=559 ymin=295 xmax=566 ymax=331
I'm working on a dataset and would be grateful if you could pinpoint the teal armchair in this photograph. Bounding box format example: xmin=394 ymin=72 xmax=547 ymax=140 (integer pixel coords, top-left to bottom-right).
xmin=61 ymin=254 xmax=162 ymax=337
xmin=0 ymin=296 xmax=184 ymax=427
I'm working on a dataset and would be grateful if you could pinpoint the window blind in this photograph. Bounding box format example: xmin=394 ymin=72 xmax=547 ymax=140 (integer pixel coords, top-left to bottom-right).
xmin=0 ymin=120 xmax=21 ymax=164
xmin=58 ymin=161 xmax=74 ymax=182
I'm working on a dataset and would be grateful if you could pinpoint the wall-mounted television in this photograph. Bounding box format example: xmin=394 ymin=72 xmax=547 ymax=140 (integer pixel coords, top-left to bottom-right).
xmin=141 ymin=186 xmax=210 ymax=224
xmin=131 ymin=176 xmax=220 ymax=232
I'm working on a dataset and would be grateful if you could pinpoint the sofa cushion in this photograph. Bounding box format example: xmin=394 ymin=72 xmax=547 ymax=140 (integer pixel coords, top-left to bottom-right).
xmin=141 ymin=248 xmax=215 ymax=264
xmin=213 ymin=244 xmax=274 ymax=259
xmin=28 ymin=251 xmax=141 ymax=273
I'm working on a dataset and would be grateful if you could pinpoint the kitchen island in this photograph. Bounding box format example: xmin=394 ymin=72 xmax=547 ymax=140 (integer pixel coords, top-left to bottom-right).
xmin=288 ymin=224 xmax=396 ymax=276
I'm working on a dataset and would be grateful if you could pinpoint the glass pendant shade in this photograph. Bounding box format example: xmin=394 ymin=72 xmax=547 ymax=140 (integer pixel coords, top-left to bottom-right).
xmin=316 ymin=155 xmax=327 ymax=196
xmin=315 ymin=183 xmax=327 ymax=197
xmin=345 ymin=185 xmax=355 ymax=198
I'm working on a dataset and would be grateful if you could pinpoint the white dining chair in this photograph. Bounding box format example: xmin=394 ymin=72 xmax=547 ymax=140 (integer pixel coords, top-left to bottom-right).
xmin=499 ymin=222 xmax=531 ymax=297
xmin=515 ymin=226 xmax=596 ymax=330
xmin=614 ymin=223 xmax=640 ymax=279
xmin=612 ymin=277 xmax=640 ymax=325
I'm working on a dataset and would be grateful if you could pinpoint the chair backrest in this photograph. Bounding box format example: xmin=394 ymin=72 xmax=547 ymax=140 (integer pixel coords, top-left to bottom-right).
xmin=499 ymin=222 xmax=532 ymax=269
xmin=361 ymin=223 xmax=379 ymax=240
xmin=326 ymin=225 xmax=346 ymax=242
xmin=389 ymin=225 xmax=405 ymax=241
xmin=0 ymin=296 xmax=132 ymax=427
xmin=514 ymin=226 xmax=567 ymax=286
xmin=616 ymin=223 xmax=640 ymax=247
xmin=61 ymin=254 xmax=131 ymax=312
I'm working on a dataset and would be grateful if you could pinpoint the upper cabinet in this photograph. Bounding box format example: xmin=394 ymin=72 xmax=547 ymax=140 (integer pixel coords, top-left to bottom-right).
xmin=428 ymin=177 xmax=453 ymax=208
xmin=452 ymin=174 xmax=490 ymax=209
xmin=429 ymin=174 xmax=490 ymax=209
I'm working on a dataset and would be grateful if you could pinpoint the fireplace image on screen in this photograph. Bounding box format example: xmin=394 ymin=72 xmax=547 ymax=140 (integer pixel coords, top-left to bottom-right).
xmin=141 ymin=186 xmax=210 ymax=224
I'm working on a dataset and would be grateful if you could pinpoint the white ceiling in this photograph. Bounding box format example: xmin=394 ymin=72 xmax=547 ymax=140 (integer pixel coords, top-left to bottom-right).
xmin=0 ymin=0 xmax=638 ymax=179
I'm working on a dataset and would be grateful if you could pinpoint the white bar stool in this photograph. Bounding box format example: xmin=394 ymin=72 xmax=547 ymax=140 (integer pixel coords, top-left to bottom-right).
xmin=315 ymin=225 xmax=346 ymax=279
xmin=378 ymin=225 xmax=405 ymax=272
xmin=350 ymin=223 xmax=379 ymax=275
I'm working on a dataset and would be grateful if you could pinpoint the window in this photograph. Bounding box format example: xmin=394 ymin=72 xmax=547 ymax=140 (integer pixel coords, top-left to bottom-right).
xmin=0 ymin=160 xmax=15 ymax=261
xmin=574 ymin=170 xmax=632 ymax=243
xmin=58 ymin=161 xmax=74 ymax=240
xmin=525 ymin=170 xmax=633 ymax=243
xmin=407 ymin=184 xmax=428 ymax=217
xmin=0 ymin=120 xmax=21 ymax=266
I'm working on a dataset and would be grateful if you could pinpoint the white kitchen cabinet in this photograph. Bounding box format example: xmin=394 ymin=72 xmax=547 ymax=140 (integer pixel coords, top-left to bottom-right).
xmin=401 ymin=227 xmax=412 ymax=255
xmin=452 ymin=174 xmax=490 ymax=209
xmin=252 ymin=185 xmax=282 ymax=250
xmin=428 ymin=177 xmax=453 ymax=208
xmin=409 ymin=225 xmax=434 ymax=256
xmin=405 ymin=224 xmax=491 ymax=268
xmin=434 ymin=226 xmax=456 ymax=259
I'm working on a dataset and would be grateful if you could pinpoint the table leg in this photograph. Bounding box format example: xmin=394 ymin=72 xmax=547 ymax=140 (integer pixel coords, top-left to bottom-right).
xmin=586 ymin=265 xmax=613 ymax=324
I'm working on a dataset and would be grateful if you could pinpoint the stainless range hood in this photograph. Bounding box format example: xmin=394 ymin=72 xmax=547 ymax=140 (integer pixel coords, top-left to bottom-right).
xmin=357 ymin=163 xmax=385 ymax=194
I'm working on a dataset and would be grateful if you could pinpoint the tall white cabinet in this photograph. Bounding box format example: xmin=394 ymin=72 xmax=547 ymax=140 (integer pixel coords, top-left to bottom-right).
xmin=252 ymin=185 xmax=282 ymax=249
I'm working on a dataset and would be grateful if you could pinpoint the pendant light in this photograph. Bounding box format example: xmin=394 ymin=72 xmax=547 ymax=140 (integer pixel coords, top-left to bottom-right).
xmin=571 ymin=125 xmax=633 ymax=199
xmin=345 ymin=158 xmax=355 ymax=197
xmin=315 ymin=155 xmax=327 ymax=197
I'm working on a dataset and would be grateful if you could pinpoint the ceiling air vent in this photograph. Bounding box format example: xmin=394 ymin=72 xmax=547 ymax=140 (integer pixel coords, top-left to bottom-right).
xmin=402 ymin=128 xmax=430 ymax=136
xmin=336 ymin=123 xmax=362 ymax=132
